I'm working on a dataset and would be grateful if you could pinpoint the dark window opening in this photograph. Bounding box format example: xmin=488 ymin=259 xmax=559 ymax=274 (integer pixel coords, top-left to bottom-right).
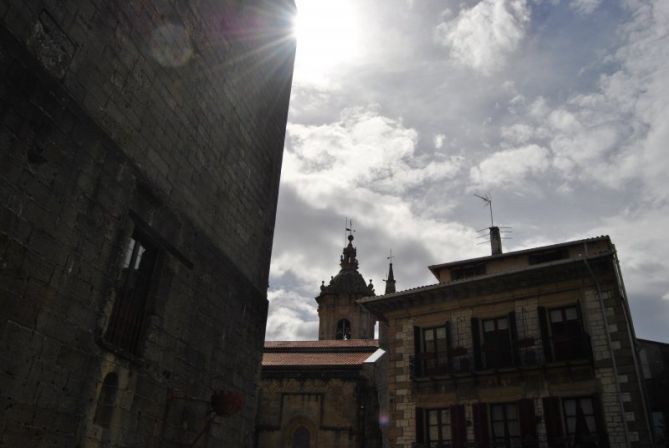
xmin=563 ymin=398 xmax=597 ymax=437
xmin=451 ymin=263 xmax=486 ymax=281
xmin=292 ymin=426 xmax=310 ymax=448
xmin=105 ymin=229 xmax=159 ymax=355
xmin=421 ymin=326 xmax=449 ymax=375
xmin=528 ymin=249 xmax=569 ymax=265
xmin=423 ymin=408 xmax=452 ymax=447
xmin=94 ymin=372 xmax=118 ymax=427
xmin=481 ymin=316 xmax=513 ymax=369
xmin=490 ymin=403 xmax=521 ymax=447
xmin=336 ymin=319 xmax=351 ymax=340
xmin=548 ymin=305 xmax=588 ymax=361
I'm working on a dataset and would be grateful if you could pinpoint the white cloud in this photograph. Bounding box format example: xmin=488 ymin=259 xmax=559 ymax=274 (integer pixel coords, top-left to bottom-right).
xmin=470 ymin=144 xmax=550 ymax=188
xmin=284 ymin=107 xmax=462 ymax=196
xmin=434 ymin=0 xmax=530 ymax=74
xmin=570 ymin=0 xmax=601 ymax=15
xmin=266 ymin=289 xmax=319 ymax=340
xmin=434 ymin=133 xmax=445 ymax=149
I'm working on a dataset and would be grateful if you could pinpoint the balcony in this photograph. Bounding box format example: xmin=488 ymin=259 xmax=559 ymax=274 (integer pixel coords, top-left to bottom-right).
xmin=410 ymin=333 xmax=592 ymax=380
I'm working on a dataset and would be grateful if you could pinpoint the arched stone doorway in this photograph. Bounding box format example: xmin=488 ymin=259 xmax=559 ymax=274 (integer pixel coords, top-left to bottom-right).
xmin=283 ymin=417 xmax=317 ymax=448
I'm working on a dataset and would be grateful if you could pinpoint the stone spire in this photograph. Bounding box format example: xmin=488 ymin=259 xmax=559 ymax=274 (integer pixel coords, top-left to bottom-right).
xmin=384 ymin=262 xmax=396 ymax=294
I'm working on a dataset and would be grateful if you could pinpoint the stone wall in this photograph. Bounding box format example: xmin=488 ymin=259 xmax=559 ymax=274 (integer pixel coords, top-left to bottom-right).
xmin=0 ymin=0 xmax=295 ymax=446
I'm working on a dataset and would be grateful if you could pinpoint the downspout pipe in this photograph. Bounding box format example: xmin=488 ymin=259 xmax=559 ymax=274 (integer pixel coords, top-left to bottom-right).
xmin=612 ymin=245 xmax=655 ymax=447
xmin=582 ymin=242 xmax=630 ymax=447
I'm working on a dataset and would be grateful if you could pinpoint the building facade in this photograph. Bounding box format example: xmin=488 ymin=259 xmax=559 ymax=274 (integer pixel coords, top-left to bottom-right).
xmin=361 ymin=233 xmax=654 ymax=447
xmin=256 ymin=234 xmax=387 ymax=448
xmin=0 ymin=1 xmax=295 ymax=446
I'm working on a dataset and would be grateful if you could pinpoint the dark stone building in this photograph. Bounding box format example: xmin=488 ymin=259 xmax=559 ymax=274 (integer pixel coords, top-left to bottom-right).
xmin=638 ymin=339 xmax=669 ymax=446
xmin=0 ymin=1 xmax=295 ymax=446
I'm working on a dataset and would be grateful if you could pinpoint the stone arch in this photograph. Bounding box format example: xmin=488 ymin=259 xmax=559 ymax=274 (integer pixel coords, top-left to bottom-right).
xmin=282 ymin=416 xmax=318 ymax=448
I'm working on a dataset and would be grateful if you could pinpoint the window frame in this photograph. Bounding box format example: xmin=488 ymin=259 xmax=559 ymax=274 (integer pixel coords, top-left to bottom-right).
xmin=490 ymin=402 xmax=521 ymax=447
xmin=481 ymin=316 xmax=513 ymax=369
xmin=424 ymin=408 xmax=452 ymax=447
xmin=103 ymin=228 xmax=162 ymax=358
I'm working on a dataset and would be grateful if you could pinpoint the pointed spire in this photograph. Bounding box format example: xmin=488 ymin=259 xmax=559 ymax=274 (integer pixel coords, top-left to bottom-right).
xmin=384 ymin=262 xmax=396 ymax=294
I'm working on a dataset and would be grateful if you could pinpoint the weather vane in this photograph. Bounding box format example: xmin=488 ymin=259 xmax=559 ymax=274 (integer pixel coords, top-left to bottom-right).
xmin=387 ymin=249 xmax=394 ymax=263
xmin=344 ymin=217 xmax=355 ymax=244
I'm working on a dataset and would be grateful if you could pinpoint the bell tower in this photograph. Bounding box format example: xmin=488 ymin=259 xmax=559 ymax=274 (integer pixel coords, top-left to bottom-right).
xmin=316 ymin=232 xmax=376 ymax=340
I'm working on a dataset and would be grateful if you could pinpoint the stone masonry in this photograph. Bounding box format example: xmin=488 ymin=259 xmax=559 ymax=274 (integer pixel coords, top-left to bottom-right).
xmin=0 ymin=0 xmax=295 ymax=446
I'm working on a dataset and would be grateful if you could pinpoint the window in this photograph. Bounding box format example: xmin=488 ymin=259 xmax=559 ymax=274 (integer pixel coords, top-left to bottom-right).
xmin=451 ymin=263 xmax=486 ymax=281
xmin=482 ymin=317 xmax=513 ymax=369
xmin=562 ymin=398 xmax=597 ymax=437
xmin=336 ymin=319 xmax=351 ymax=340
xmin=105 ymin=229 xmax=159 ymax=355
xmin=490 ymin=403 xmax=521 ymax=447
xmin=548 ymin=305 xmax=587 ymax=361
xmin=426 ymin=408 xmax=452 ymax=447
xmin=543 ymin=396 xmax=607 ymax=447
xmin=413 ymin=324 xmax=452 ymax=377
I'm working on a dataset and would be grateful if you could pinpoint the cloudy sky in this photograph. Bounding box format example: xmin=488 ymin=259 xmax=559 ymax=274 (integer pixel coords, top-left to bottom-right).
xmin=265 ymin=0 xmax=669 ymax=342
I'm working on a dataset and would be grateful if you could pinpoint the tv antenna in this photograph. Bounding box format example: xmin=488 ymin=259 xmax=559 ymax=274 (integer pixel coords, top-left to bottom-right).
xmin=474 ymin=193 xmax=495 ymax=227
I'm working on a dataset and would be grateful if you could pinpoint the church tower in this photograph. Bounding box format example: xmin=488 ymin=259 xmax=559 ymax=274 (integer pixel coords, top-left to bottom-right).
xmin=316 ymin=233 xmax=376 ymax=340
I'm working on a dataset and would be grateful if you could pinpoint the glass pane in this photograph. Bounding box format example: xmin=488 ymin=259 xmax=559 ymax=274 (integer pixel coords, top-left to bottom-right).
xmin=586 ymin=416 xmax=596 ymax=432
xmin=425 ymin=330 xmax=434 ymax=341
xmin=508 ymin=421 xmax=520 ymax=436
xmin=441 ymin=409 xmax=450 ymax=423
xmin=566 ymin=417 xmax=576 ymax=434
xmin=123 ymin=239 xmax=137 ymax=268
xmin=436 ymin=327 xmax=446 ymax=340
xmin=564 ymin=400 xmax=576 ymax=416
xmin=565 ymin=307 xmax=578 ymax=320
xmin=492 ymin=405 xmax=504 ymax=420
xmin=506 ymin=404 xmax=518 ymax=419
xmin=497 ymin=318 xmax=508 ymax=330
xmin=429 ymin=426 xmax=439 ymax=440
xmin=429 ymin=411 xmax=438 ymax=425
xmin=484 ymin=320 xmax=495 ymax=332
xmin=550 ymin=310 xmax=563 ymax=323
xmin=493 ymin=422 xmax=505 ymax=437
xmin=580 ymin=398 xmax=593 ymax=414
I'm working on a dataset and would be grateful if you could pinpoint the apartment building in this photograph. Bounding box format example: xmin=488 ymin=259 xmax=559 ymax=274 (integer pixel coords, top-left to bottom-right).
xmin=360 ymin=231 xmax=653 ymax=447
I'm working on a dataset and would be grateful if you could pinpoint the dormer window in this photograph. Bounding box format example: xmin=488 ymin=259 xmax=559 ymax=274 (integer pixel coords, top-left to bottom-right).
xmin=336 ymin=319 xmax=351 ymax=340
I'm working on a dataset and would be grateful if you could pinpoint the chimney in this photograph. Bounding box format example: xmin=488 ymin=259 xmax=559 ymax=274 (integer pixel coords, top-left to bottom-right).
xmin=490 ymin=226 xmax=502 ymax=255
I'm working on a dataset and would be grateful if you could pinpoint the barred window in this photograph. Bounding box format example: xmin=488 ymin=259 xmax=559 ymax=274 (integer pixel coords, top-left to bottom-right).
xmin=104 ymin=230 xmax=159 ymax=355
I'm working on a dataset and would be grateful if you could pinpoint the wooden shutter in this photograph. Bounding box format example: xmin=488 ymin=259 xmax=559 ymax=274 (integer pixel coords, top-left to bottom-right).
xmin=538 ymin=307 xmax=553 ymax=363
xmin=414 ymin=326 xmax=422 ymax=377
xmin=471 ymin=318 xmax=482 ymax=370
xmin=508 ymin=311 xmax=519 ymax=366
xmin=416 ymin=407 xmax=425 ymax=444
xmin=473 ymin=403 xmax=490 ymax=448
xmin=450 ymin=404 xmax=466 ymax=448
xmin=542 ymin=397 xmax=563 ymax=447
xmin=592 ymin=395 xmax=610 ymax=448
xmin=518 ymin=399 xmax=538 ymax=446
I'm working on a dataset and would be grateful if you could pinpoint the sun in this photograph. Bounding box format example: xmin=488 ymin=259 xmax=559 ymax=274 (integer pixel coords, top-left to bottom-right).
xmin=292 ymin=0 xmax=361 ymax=84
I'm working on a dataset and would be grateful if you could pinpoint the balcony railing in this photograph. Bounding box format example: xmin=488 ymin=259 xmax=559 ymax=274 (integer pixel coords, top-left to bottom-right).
xmin=411 ymin=432 xmax=608 ymax=448
xmin=410 ymin=333 xmax=592 ymax=379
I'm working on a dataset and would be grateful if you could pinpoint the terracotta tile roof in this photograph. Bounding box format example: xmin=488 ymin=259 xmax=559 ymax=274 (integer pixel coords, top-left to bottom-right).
xmin=263 ymin=351 xmax=375 ymax=367
xmin=262 ymin=339 xmax=380 ymax=367
xmin=265 ymin=339 xmax=379 ymax=350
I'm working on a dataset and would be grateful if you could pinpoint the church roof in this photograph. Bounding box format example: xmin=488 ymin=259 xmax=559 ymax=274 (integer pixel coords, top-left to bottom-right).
xmin=262 ymin=339 xmax=381 ymax=368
